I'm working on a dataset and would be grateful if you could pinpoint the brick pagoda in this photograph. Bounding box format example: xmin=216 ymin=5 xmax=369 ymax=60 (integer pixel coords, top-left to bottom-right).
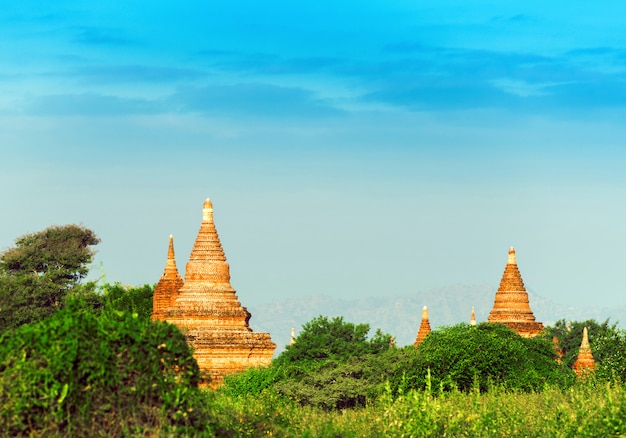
xmin=573 ymin=327 xmax=596 ymax=376
xmin=414 ymin=306 xmax=432 ymax=347
xmin=487 ymin=247 xmax=544 ymax=337
xmin=152 ymin=199 xmax=276 ymax=386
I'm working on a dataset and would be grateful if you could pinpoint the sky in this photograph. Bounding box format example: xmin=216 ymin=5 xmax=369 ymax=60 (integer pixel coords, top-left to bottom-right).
xmin=1 ymin=1 xmax=626 ymax=312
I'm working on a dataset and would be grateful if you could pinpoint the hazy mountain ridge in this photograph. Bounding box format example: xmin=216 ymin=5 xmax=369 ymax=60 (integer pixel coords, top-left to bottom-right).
xmin=248 ymin=283 xmax=626 ymax=354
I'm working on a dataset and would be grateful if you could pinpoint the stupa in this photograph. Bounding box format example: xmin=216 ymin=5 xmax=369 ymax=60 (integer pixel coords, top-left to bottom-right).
xmin=151 ymin=235 xmax=184 ymax=321
xmin=414 ymin=306 xmax=432 ymax=347
xmin=153 ymin=199 xmax=276 ymax=385
xmin=572 ymin=327 xmax=596 ymax=376
xmin=487 ymin=247 xmax=543 ymax=337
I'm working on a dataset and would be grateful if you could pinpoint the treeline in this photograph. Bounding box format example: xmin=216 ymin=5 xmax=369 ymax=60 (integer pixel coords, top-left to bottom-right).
xmin=2 ymin=225 xmax=626 ymax=436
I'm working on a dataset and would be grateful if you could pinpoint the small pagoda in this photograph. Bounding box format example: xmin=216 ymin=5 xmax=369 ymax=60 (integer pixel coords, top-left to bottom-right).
xmin=414 ymin=306 xmax=432 ymax=347
xmin=487 ymin=247 xmax=543 ymax=337
xmin=151 ymin=235 xmax=184 ymax=321
xmin=152 ymin=198 xmax=276 ymax=386
xmin=572 ymin=327 xmax=596 ymax=376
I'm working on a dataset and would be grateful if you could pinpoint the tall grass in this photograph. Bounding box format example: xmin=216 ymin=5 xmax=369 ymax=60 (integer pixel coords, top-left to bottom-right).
xmin=203 ymin=380 xmax=626 ymax=437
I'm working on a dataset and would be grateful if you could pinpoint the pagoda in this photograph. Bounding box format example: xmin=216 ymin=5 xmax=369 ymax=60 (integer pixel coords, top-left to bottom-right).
xmin=152 ymin=198 xmax=276 ymax=386
xmin=151 ymin=235 xmax=184 ymax=321
xmin=414 ymin=306 xmax=432 ymax=347
xmin=487 ymin=247 xmax=543 ymax=337
xmin=572 ymin=327 xmax=596 ymax=376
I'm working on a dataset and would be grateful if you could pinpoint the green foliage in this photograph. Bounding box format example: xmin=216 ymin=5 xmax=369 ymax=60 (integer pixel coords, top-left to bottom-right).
xmin=0 ymin=224 xmax=99 ymax=287
xmin=276 ymin=315 xmax=393 ymax=365
xmin=591 ymin=328 xmax=626 ymax=382
xmin=205 ymin=381 xmax=626 ymax=437
xmin=101 ymin=282 xmax=155 ymax=320
xmin=274 ymin=352 xmax=397 ymax=410
xmin=403 ymin=323 xmax=574 ymax=393
xmin=0 ymin=303 xmax=201 ymax=436
xmin=545 ymin=318 xmax=619 ymax=367
xmin=222 ymin=315 xmax=395 ymax=411
xmin=0 ymin=225 xmax=100 ymax=332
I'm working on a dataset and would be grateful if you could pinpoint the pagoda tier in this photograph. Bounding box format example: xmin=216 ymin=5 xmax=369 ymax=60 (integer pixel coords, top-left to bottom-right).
xmin=160 ymin=199 xmax=276 ymax=386
xmin=573 ymin=327 xmax=596 ymax=376
xmin=152 ymin=235 xmax=184 ymax=321
xmin=414 ymin=306 xmax=432 ymax=347
xmin=487 ymin=247 xmax=544 ymax=338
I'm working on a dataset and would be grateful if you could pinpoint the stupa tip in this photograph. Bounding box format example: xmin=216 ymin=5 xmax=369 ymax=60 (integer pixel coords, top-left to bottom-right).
xmin=167 ymin=234 xmax=175 ymax=257
xmin=422 ymin=306 xmax=429 ymax=319
xmin=507 ymin=246 xmax=517 ymax=264
xmin=582 ymin=327 xmax=590 ymax=347
xmin=202 ymin=198 xmax=214 ymax=221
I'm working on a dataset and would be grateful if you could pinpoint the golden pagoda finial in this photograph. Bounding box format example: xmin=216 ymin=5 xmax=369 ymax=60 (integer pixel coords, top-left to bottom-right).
xmin=168 ymin=234 xmax=175 ymax=259
xmin=290 ymin=328 xmax=296 ymax=345
xmin=422 ymin=306 xmax=429 ymax=320
xmin=507 ymin=246 xmax=516 ymax=264
xmin=470 ymin=307 xmax=476 ymax=326
xmin=202 ymin=198 xmax=214 ymax=222
xmin=580 ymin=327 xmax=591 ymax=350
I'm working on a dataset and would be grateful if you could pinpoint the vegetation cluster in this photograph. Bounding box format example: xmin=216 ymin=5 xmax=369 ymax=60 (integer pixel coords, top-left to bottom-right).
xmin=1 ymin=225 xmax=626 ymax=436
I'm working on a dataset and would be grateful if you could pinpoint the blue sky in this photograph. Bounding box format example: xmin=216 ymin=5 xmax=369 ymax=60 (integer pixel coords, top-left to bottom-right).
xmin=2 ymin=1 xmax=626 ymax=313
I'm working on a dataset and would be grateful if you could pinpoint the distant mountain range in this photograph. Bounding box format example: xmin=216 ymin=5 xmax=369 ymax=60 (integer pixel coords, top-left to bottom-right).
xmin=247 ymin=283 xmax=625 ymax=355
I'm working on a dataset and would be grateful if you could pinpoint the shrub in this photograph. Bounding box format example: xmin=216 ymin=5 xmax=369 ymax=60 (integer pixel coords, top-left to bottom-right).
xmin=406 ymin=323 xmax=574 ymax=393
xmin=0 ymin=303 xmax=201 ymax=436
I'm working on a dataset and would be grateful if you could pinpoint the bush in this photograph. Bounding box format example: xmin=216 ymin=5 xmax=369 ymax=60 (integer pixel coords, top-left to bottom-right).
xmin=403 ymin=323 xmax=574 ymax=393
xmin=0 ymin=303 xmax=201 ymax=436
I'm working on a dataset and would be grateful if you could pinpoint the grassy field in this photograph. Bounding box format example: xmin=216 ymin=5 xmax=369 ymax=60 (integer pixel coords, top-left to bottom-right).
xmin=197 ymin=380 xmax=626 ymax=437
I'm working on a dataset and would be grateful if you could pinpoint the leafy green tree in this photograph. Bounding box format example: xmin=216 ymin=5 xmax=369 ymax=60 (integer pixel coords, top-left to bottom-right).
xmin=544 ymin=318 xmax=619 ymax=367
xmin=102 ymin=282 xmax=155 ymax=320
xmin=0 ymin=224 xmax=99 ymax=286
xmin=402 ymin=323 xmax=574 ymax=393
xmin=223 ymin=316 xmax=395 ymax=410
xmin=593 ymin=328 xmax=626 ymax=382
xmin=276 ymin=315 xmax=393 ymax=365
xmin=0 ymin=225 xmax=100 ymax=331
xmin=0 ymin=302 xmax=201 ymax=436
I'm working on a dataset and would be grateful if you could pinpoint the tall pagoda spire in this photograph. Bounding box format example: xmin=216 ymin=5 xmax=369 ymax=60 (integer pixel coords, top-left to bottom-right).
xmin=487 ymin=247 xmax=543 ymax=337
xmin=414 ymin=306 xmax=432 ymax=347
xmin=573 ymin=327 xmax=596 ymax=376
xmin=151 ymin=235 xmax=184 ymax=321
xmin=184 ymin=198 xmax=232 ymax=286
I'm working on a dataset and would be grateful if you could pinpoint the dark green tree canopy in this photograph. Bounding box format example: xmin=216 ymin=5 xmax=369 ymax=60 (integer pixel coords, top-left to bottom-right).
xmin=276 ymin=315 xmax=393 ymax=365
xmin=409 ymin=323 xmax=574 ymax=392
xmin=0 ymin=225 xmax=100 ymax=332
xmin=544 ymin=318 xmax=617 ymax=367
xmin=0 ymin=224 xmax=100 ymax=288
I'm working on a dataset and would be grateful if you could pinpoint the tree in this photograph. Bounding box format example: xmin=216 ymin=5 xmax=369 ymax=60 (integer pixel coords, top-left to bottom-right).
xmin=0 ymin=303 xmax=201 ymax=435
xmin=102 ymin=282 xmax=155 ymax=320
xmin=0 ymin=225 xmax=100 ymax=331
xmin=544 ymin=318 xmax=619 ymax=367
xmin=404 ymin=323 xmax=574 ymax=393
xmin=223 ymin=315 xmax=395 ymax=410
xmin=275 ymin=315 xmax=393 ymax=365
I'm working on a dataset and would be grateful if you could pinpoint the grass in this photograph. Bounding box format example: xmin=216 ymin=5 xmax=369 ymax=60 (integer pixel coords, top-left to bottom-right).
xmin=200 ymin=380 xmax=626 ymax=437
